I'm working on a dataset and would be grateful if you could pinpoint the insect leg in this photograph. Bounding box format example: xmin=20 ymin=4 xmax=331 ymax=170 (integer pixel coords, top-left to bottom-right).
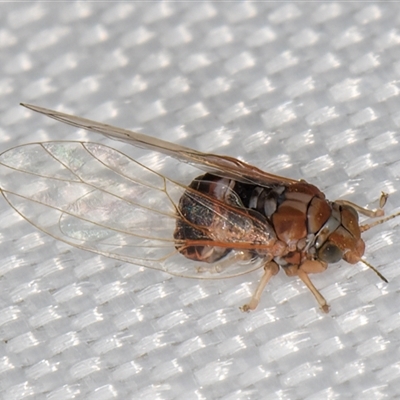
xmin=297 ymin=268 xmax=329 ymax=313
xmin=283 ymin=261 xmax=329 ymax=312
xmin=240 ymin=260 xmax=279 ymax=312
xmin=335 ymin=192 xmax=388 ymax=218
xmin=194 ymin=250 xmax=255 ymax=274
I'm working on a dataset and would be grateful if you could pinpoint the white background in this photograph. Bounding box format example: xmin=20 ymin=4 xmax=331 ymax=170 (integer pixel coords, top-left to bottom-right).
xmin=0 ymin=3 xmax=400 ymax=399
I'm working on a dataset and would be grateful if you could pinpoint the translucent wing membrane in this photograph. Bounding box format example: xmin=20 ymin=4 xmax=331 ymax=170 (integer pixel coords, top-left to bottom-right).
xmin=21 ymin=104 xmax=298 ymax=186
xmin=0 ymin=142 xmax=266 ymax=279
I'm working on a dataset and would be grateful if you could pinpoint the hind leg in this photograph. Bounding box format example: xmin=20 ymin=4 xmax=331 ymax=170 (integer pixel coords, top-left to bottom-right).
xmin=241 ymin=260 xmax=279 ymax=312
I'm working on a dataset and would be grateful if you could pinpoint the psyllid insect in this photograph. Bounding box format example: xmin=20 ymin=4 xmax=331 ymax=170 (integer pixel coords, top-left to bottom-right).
xmin=0 ymin=103 xmax=398 ymax=312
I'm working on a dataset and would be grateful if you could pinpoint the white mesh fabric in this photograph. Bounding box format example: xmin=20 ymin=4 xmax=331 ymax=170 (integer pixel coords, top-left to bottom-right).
xmin=0 ymin=3 xmax=399 ymax=399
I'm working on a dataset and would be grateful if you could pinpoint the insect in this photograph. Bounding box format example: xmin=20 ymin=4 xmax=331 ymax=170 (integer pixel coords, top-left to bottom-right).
xmin=0 ymin=103 xmax=397 ymax=312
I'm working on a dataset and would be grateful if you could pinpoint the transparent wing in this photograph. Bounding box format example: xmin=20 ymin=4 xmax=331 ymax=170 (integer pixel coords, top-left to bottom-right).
xmin=21 ymin=103 xmax=298 ymax=186
xmin=0 ymin=141 xmax=270 ymax=279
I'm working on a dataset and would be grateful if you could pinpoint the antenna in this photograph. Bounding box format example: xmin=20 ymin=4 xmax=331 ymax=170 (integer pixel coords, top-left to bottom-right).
xmin=359 ymin=258 xmax=388 ymax=283
xmin=360 ymin=210 xmax=400 ymax=232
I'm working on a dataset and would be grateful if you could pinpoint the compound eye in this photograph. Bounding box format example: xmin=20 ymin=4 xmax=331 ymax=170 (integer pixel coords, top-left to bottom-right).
xmin=318 ymin=242 xmax=343 ymax=263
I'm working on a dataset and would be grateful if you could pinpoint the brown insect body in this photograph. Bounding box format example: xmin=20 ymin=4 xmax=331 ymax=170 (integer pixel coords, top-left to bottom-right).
xmin=174 ymin=173 xmax=281 ymax=263
xmin=175 ymin=173 xmax=365 ymax=309
xmin=3 ymin=103 xmax=395 ymax=313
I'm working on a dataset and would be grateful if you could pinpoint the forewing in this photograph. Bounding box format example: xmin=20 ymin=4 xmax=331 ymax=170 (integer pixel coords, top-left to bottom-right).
xmin=21 ymin=103 xmax=298 ymax=186
xmin=0 ymin=141 xmax=267 ymax=279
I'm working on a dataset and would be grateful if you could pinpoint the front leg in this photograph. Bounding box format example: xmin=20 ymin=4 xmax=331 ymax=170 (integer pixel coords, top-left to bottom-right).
xmin=335 ymin=192 xmax=388 ymax=218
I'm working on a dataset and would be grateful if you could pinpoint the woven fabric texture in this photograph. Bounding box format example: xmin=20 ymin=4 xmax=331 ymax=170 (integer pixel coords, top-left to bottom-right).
xmin=0 ymin=3 xmax=400 ymax=399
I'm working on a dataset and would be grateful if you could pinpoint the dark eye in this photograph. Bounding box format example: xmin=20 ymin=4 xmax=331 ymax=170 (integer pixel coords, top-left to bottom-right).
xmin=318 ymin=242 xmax=343 ymax=263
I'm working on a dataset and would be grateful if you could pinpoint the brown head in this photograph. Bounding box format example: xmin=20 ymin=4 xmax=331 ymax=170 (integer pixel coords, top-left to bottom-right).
xmin=315 ymin=200 xmax=396 ymax=283
xmin=315 ymin=203 xmax=365 ymax=265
